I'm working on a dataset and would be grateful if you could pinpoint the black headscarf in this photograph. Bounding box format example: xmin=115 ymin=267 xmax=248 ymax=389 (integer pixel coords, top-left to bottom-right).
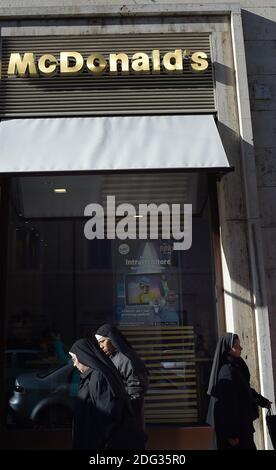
xmin=95 ymin=324 xmax=148 ymax=385
xmin=207 ymin=332 xmax=239 ymax=396
xmin=206 ymin=333 xmax=239 ymax=429
xmin=95 ymin=324 xmax=134 ymax=355
xmin=70 ymin=337 xmax=131 ymax=402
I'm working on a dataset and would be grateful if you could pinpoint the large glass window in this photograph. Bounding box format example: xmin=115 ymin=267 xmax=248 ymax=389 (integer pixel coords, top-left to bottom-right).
xmin=4 ymin=173 xmax=217 ymax=429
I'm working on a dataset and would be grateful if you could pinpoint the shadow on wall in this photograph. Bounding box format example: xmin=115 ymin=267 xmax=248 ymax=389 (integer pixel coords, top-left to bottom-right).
xmin=217 ymin=120 xmax=268 ymax=311
xmin=212 ymin=61 xmax=235 ymax=87
xmin=242 ymin=8 xmax=276 ymax=395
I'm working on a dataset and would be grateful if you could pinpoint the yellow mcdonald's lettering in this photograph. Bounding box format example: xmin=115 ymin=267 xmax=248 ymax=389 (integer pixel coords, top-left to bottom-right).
xmin=131 ymin=53 xmax=150 ymax=74
xmin=152 ymin=50 xmax=161 ymax=74
xmin=109 ymin=53 xmax=129 ymax=75
xmin=190 ymin=51 xmax=208 ymax=72
xmin=162 ymin=49 xmax=183 ymax=73
xmin=5 ymin=48 xmax=210 ymax=78
xmin=38 ymin=54 xmax=57 ymax=76
xmin=7 ymin=52 xmax=38 ymax=77
xmin=60 ymin=51 xmax=84 ymax=76
xmin=86 ymin=53 xmax=107 ymax=75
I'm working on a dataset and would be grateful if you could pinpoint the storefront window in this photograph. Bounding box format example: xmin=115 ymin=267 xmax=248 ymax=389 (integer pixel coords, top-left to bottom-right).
xmin=4 ymin=173 xmax=216 ymax=429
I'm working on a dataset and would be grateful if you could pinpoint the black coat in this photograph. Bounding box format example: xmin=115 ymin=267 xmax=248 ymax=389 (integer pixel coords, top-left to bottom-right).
xmin=73 ymin=368 xmax=145 ymax=450
xmin=73 ymin=368 xmax=125 ymax=449
xmin=70 ymin=337 xmax=146 ymax=450
xmin=213 ymin=357 xmax=268 ymax=443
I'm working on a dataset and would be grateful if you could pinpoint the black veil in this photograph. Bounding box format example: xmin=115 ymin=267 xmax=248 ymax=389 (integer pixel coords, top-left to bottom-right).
xmin=70 ymin=337 xmax=132 ymax=404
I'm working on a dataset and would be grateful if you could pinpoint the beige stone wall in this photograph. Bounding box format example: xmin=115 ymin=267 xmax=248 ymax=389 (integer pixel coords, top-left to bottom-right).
xmin=241 ymin=6 xmax=276 ymax=405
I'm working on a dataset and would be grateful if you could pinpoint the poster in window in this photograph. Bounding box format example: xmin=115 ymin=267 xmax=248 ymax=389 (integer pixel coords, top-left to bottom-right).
xmin=114 ymin=240 xmax=181 ymax=326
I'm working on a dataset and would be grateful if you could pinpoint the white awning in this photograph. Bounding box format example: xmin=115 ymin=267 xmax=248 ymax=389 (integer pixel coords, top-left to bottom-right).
xmin=0 ymin=115 xmax=230 ymax=173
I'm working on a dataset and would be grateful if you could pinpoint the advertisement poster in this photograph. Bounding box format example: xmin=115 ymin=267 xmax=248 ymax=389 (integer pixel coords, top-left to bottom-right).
xmin=114 ymin=240 xmax=181 ymax=326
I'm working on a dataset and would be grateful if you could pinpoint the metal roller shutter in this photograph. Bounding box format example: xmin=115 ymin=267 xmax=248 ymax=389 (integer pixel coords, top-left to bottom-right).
xmin=0 ymin=33 xmax=215 ymax=117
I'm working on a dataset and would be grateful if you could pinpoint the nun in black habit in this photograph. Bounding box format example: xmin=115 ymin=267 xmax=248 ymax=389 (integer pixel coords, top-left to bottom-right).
xmin=206 ymin=332 xmax=271 ymax=450
xmin=69 ymin=337 xmax=145 ymax=450
xmin=95 ymin=324 xmax=149 ymax=430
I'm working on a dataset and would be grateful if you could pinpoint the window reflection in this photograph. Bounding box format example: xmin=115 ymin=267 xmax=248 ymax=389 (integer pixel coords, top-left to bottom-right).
xmin=5 ymin=173 xmax=216 ymax=429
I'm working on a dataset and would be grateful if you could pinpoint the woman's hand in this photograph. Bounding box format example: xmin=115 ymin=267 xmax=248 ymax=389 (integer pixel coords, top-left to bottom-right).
xmin=228 ymin=438 xmax=239 ymax=446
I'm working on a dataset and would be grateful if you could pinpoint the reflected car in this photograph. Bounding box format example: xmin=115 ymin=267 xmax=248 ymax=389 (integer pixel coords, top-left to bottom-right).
xmin=5 ymin=348 xmax=46 ymax=399
xmin=9 ymin=362 xmax=79 ymax=428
